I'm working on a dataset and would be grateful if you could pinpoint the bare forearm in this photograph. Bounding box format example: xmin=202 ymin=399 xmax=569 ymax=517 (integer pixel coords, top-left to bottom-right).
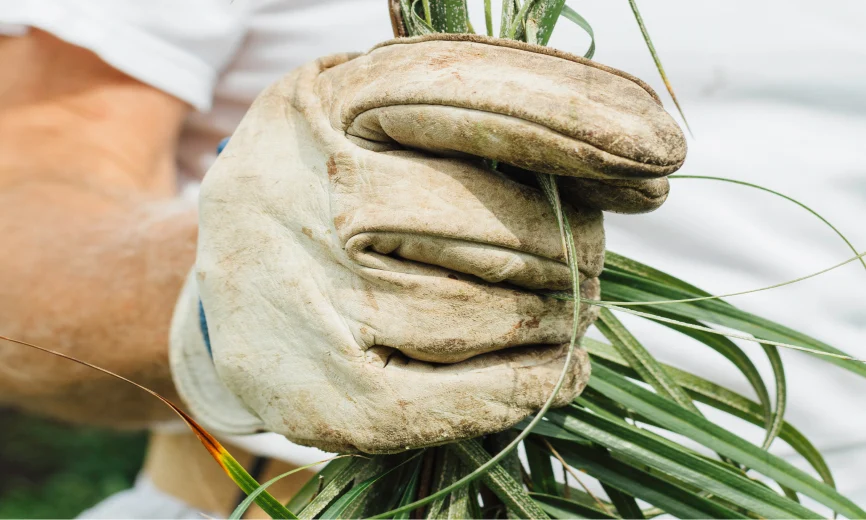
xmin=0 ymin=181 xmax=197 ymax=425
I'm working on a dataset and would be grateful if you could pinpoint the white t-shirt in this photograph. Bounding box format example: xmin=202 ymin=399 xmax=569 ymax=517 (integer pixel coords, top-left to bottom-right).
xmin=4 ymin=0 xmax=866 ymax=502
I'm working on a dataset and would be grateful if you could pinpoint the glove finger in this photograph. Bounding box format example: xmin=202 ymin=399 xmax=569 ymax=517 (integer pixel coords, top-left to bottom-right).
xmin=350 ymin=258 xmax=600 ymax=364
xmin=320 ymin=34 xmax=686 ymax=187
xmin=350 ymin=341 xmax=592 ymax=453
xmin=332 ymin=152 xmax=605 ymax=286
xmin=500 ymin=164 xmax=669 ymax=214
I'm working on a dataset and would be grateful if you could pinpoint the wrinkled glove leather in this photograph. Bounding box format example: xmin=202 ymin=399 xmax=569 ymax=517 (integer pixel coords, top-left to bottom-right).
xmin=170 ymin=34 xmax=685 ymax=453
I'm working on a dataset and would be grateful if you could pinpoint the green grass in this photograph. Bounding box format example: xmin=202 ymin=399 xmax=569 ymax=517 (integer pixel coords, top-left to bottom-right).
xmin=0 ymin=410 xmax=146 ymax=519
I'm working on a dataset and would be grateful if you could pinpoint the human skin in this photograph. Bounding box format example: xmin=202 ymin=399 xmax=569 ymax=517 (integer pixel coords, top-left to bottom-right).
xmin=0 ymin=29 xmax=195 ymax=425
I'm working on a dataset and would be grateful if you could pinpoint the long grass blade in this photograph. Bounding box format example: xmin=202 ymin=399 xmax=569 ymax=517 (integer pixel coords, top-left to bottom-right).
xmin=546 ymin=406 xmax=818 ymax=519
xmin=760 ymin=344 xmax=786 ymax=449
xmin=589 ymin=364 xmax=866 ymax=518
xmin=584 ymin=339 xmax=835 ymax=488
xmin=626 ymin=0 xmax=691 ymax=135
xmin=588 ymin=250 xmax=865 ymax=308
xmin=319 ymin=454 xmax=422 ymax=519
xmin=449 ymin=440 xmax=548 ymax=519
xmin=560 ymin=5 xmax=595 ymax=59
xmin=393 ymin=456 xmax=424 ymax=520
xmin=596 ymin=309 xmax=698 ymax=413
xmin=529 ymin=492 xmax=616 ymax=519
xmin=671 ymin=175 xmax=866 ymax=274
xmin=428 ymin=0 xmax=470 ymax=33
xmin=549 ymin=442 xmax=745 ymax=519
xmin=525 ymin=0 xmax=566 ymax=46
xmin=597 ymin=300 xmax=866 ymax=364
xmin=285 ymin=457 xmax=355 ymax=514
xmin=0 ymin=334 xmax=296 ymax=520
xmin=298 ymin=457 xmax=368 ymax=519
xmin=229 ymin=457 xmax=351 ymax=520
xmin=602 ymin=483 xmax=645 ymax=519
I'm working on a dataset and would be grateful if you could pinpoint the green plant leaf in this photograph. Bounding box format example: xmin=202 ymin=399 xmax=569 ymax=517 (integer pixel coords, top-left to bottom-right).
xmin=626 ymin=0 xmax=691 ymax=134
xmin=284 ymin=457 xmax=354 ymax=514
xmin=298 ymin=457 xmax=368 ymax=519
xmin=319 ymin=454 xmax=422 ymax=519
xmin=392 ymin=456 xmax=423 ymax=520
xmin=602 ymin=483 xmax=644 ymax=519
xmin=584 ymin=338 xmax=835 ymax=489
xmin=550 ymin=441 xmax=745 ymax=518
xmin=760 ymin=343 xmax=786 ymax=449
xmin=449 ymin=440 xmax=548 ymax=519
xmin=529 ymin=492 xmax=616 ymax=519
xmin=545 ymin=406 xmax=818 ymax=519
xmin=598 ymin=270 xmax=866 ymax=373
xmin=0 ymin=334 xmax=297 ymax=520
xmin=560 ymin=5 xmax=595 ymax=59
xmin=428 ymin=0 xmax=470 ymax=33
xmin=588 ymin=364 xmax=865 ymax=518
xmin=230 ymin=457 xmax=350 ymax=520
xmin=524 ymin=440 xmax=558 ymax=495
xmin=525 ymin=0 xmax=566 ymax=46
xmin=499 ymin=0 xmax=522 ymax=39
xmin=600 ymin=251 xmax=790 ymax=450
xmin=596 ymin=309 xmax=698 ymax=413
xmin=671 ymin=175 xmax=866 ymax=275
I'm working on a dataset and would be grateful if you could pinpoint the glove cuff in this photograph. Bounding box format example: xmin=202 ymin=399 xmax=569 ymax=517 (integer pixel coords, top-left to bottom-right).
xmin=169 ymin=268 xmax=265 ymax=435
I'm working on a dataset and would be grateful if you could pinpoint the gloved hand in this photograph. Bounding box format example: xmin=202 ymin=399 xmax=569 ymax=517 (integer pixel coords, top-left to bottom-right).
xmin=170 ymin=34 xmax=685 ymax=453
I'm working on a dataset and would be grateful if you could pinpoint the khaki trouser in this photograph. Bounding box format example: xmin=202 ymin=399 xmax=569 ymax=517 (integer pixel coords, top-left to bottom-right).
xmin=144 ymin=431 xmax=315 ymax=518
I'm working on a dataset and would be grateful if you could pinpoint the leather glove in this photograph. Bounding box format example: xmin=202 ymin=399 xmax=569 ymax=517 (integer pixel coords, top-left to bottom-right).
xmin=170 ymin=34 xmax=685 ymax=453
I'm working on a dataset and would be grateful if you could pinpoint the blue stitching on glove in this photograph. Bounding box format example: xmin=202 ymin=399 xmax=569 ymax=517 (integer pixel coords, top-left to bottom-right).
xmin=198 ymin=300 xmax=213 ymax=359
xmin=196 ymin=136 xmax=229 ymax=360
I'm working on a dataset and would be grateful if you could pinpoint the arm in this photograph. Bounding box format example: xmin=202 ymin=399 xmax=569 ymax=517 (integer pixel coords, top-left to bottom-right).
xmin=0 ymin=29 xmax=195 ymax=426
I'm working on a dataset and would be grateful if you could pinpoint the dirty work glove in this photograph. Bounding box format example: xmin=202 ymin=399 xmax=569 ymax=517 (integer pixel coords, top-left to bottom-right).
xmin=170 ymin=34 xmax=686 ymax=453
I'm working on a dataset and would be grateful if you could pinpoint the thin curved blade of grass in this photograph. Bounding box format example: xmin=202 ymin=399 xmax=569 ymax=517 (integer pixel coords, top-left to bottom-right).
xmin=594 ymin=263 xmax=866 ymax=372
xmin=588 ymin=364 xmax=866 ymax=518
xmin=560 ymin=5 xmax=595 ymax=59
xmin=229 ymin=456 xmax=352 ymax=520
xmin=598 ymin=302 xmax=866 ymax=363
xmin=627 ymin=0 xmax=692 ymax=135
xmin=0 ymin=334 xmax=297 ymax=520
xmin=584 ymin=339 xmax=835 ymax=489
xmin=368 ymin=168 xmax=582 ymax=520
xmin=671 ymin=175 xmax=866 ymax=274
xmin=585 ymin=250 xmax=865 ymax=307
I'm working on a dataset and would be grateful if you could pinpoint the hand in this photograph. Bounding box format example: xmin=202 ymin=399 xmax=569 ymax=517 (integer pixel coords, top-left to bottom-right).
xmin=170 ymin=34 xmax=685 ymax=453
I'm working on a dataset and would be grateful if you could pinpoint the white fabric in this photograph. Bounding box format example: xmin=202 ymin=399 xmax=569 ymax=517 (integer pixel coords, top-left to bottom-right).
xmin=3 ymin=0 xmax=865 ymax=505
xmin=77 ymin=475 xmax=215 ymax=519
